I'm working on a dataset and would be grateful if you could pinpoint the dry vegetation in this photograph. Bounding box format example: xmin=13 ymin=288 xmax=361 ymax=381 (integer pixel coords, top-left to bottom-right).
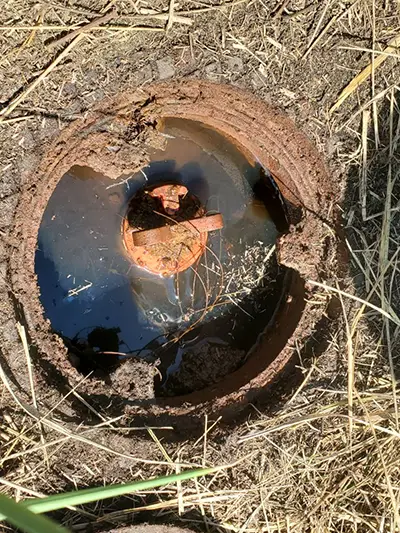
xmin=1 ymin=0 xmax=400 ymax=531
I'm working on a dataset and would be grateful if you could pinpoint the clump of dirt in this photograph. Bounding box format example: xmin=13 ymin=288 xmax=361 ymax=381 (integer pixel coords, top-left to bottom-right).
xmin=166 ymin=344 xmax=246 ymax=396
xmin=71 ymin=130 xmax=157 ymax=181
xmin=110 ymin=358 xmax=155 ymax=400
xmin=278 ymin=212 xmax=335 ymax=280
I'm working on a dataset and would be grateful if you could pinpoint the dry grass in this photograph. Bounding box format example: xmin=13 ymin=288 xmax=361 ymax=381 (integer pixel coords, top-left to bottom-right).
xmin=1 ymin=0 xmax=400 ymax=532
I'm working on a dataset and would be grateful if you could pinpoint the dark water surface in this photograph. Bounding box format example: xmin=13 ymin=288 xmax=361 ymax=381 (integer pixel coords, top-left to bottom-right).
xmin=35 ymin=118 xmax=285 ymax=386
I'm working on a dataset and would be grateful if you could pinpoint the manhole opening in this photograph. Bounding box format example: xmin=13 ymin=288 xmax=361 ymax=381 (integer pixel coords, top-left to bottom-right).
xmin=35 ymin=117 xmax=289 ymax=397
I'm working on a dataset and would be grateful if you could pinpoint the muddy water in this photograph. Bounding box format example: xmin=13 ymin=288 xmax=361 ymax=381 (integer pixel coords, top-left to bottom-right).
xmin=35 ymin=118 xmax=286 ymax=392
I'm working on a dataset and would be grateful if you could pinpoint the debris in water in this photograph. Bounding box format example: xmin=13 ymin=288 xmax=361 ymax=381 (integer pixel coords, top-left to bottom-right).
xmin=35 ymin=117 xmax=286 ymax=394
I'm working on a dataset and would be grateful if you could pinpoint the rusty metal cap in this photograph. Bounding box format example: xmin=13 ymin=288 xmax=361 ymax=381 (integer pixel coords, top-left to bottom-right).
xmin=122 ymin=183 xmax=224 ymax=276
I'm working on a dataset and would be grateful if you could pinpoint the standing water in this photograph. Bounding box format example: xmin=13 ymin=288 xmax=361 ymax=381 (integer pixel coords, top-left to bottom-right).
xmin=35 ymin=118 xmax=287 ymax=395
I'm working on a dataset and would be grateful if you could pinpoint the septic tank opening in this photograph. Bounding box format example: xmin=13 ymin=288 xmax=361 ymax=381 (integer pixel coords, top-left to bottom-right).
xmin=35 ymin=117 xmax=289 ymax=397
xmin=10 ymin=80 xmax=336 ymax=422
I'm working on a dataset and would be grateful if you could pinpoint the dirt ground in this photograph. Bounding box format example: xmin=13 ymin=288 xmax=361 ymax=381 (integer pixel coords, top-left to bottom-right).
xmin=1 ymin=0 xmax=400 ymax=532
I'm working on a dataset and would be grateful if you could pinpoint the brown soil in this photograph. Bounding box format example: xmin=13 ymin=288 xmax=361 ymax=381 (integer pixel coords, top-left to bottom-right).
xmin=165 ymin=344 xmax=246 ymax=396
xmin=278 ymin=211 xmax=334 ymax=280
xmin=5 ymin=80 xmax=338 ymax=427
xmin=110 ymin=359 xmax=156 ymax=401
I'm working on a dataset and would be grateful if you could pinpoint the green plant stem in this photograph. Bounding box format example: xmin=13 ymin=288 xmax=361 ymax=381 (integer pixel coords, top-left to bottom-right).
xmin=0 ymin=493 xmax=70 ymax=533
xmin=0 ymin=467 xmax=219 ymax=519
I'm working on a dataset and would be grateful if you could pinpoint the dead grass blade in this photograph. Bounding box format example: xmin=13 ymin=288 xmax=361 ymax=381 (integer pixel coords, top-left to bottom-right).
xmin=0 ymin=115 xmax=35 ymax=125
xmin=303 ymin=0 xmax=360 ymax=60
xmin=360 ymin=110 xmax=370 ymax=220
xmin=16 ymin=323 xmax=38 ymax=415
xmin=47 ymin=10 xmax=117 ymax=49
xmin=339 ymin=83 xmax=397 ymax=130
xmin=336 ymin=282 xmax=354 ymax=435
xmin=0 ymin=35 xmax=84 ymax=121
xmin=166 ymin=0 xmax=176 ymax=33
xmin=330 ymin=32 xmax=400 ymax=113
xmin=379 ymin=90 xmax=400 ymax=431
xmin=0 ymin=361 xmax=188 ymax=467
xmin=271 ymin=0 xmax=290 ymax=18
xmin=95 ymin=490 xmax=244 ymax=521
xmin=307 ymin=279 xmax=400 ymax=326
xmin=16 ymin=322 xmax=47 ymax=466
xmin=371 ymin=0 xmax=380 ymax=148
xmin=304 ymin=0 xmax=332 ymax=58
xmin=178 ymin=0 xmax=250 ymax=15
xmin=0 ymin=24 xmax=165 ymax=32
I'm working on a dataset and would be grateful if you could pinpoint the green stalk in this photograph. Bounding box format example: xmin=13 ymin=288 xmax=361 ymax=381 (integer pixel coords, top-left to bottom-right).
xmin=0 ymin=467 xmax=218 ymax=519
xmin=0 ymin=493 xmax=71 ymax=533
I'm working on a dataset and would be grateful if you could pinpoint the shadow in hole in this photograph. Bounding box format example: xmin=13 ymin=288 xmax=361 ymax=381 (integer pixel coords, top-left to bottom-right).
xmin=123 ymin=293 xmax=340 ymax=440
xmin=64 ymin=164 xmax=292 ymax=430
xmin=38 ymin=267 xmax=339 ymax=442
xmin=154 ymin=258 xmax=286 ymax=397
xmin=343 ymin=94 xmax=400 ymax=380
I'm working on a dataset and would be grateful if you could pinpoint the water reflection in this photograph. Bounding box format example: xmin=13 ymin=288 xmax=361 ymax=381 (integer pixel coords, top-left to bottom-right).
xmin=35 ymin=118 xmax=284 ymax=389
